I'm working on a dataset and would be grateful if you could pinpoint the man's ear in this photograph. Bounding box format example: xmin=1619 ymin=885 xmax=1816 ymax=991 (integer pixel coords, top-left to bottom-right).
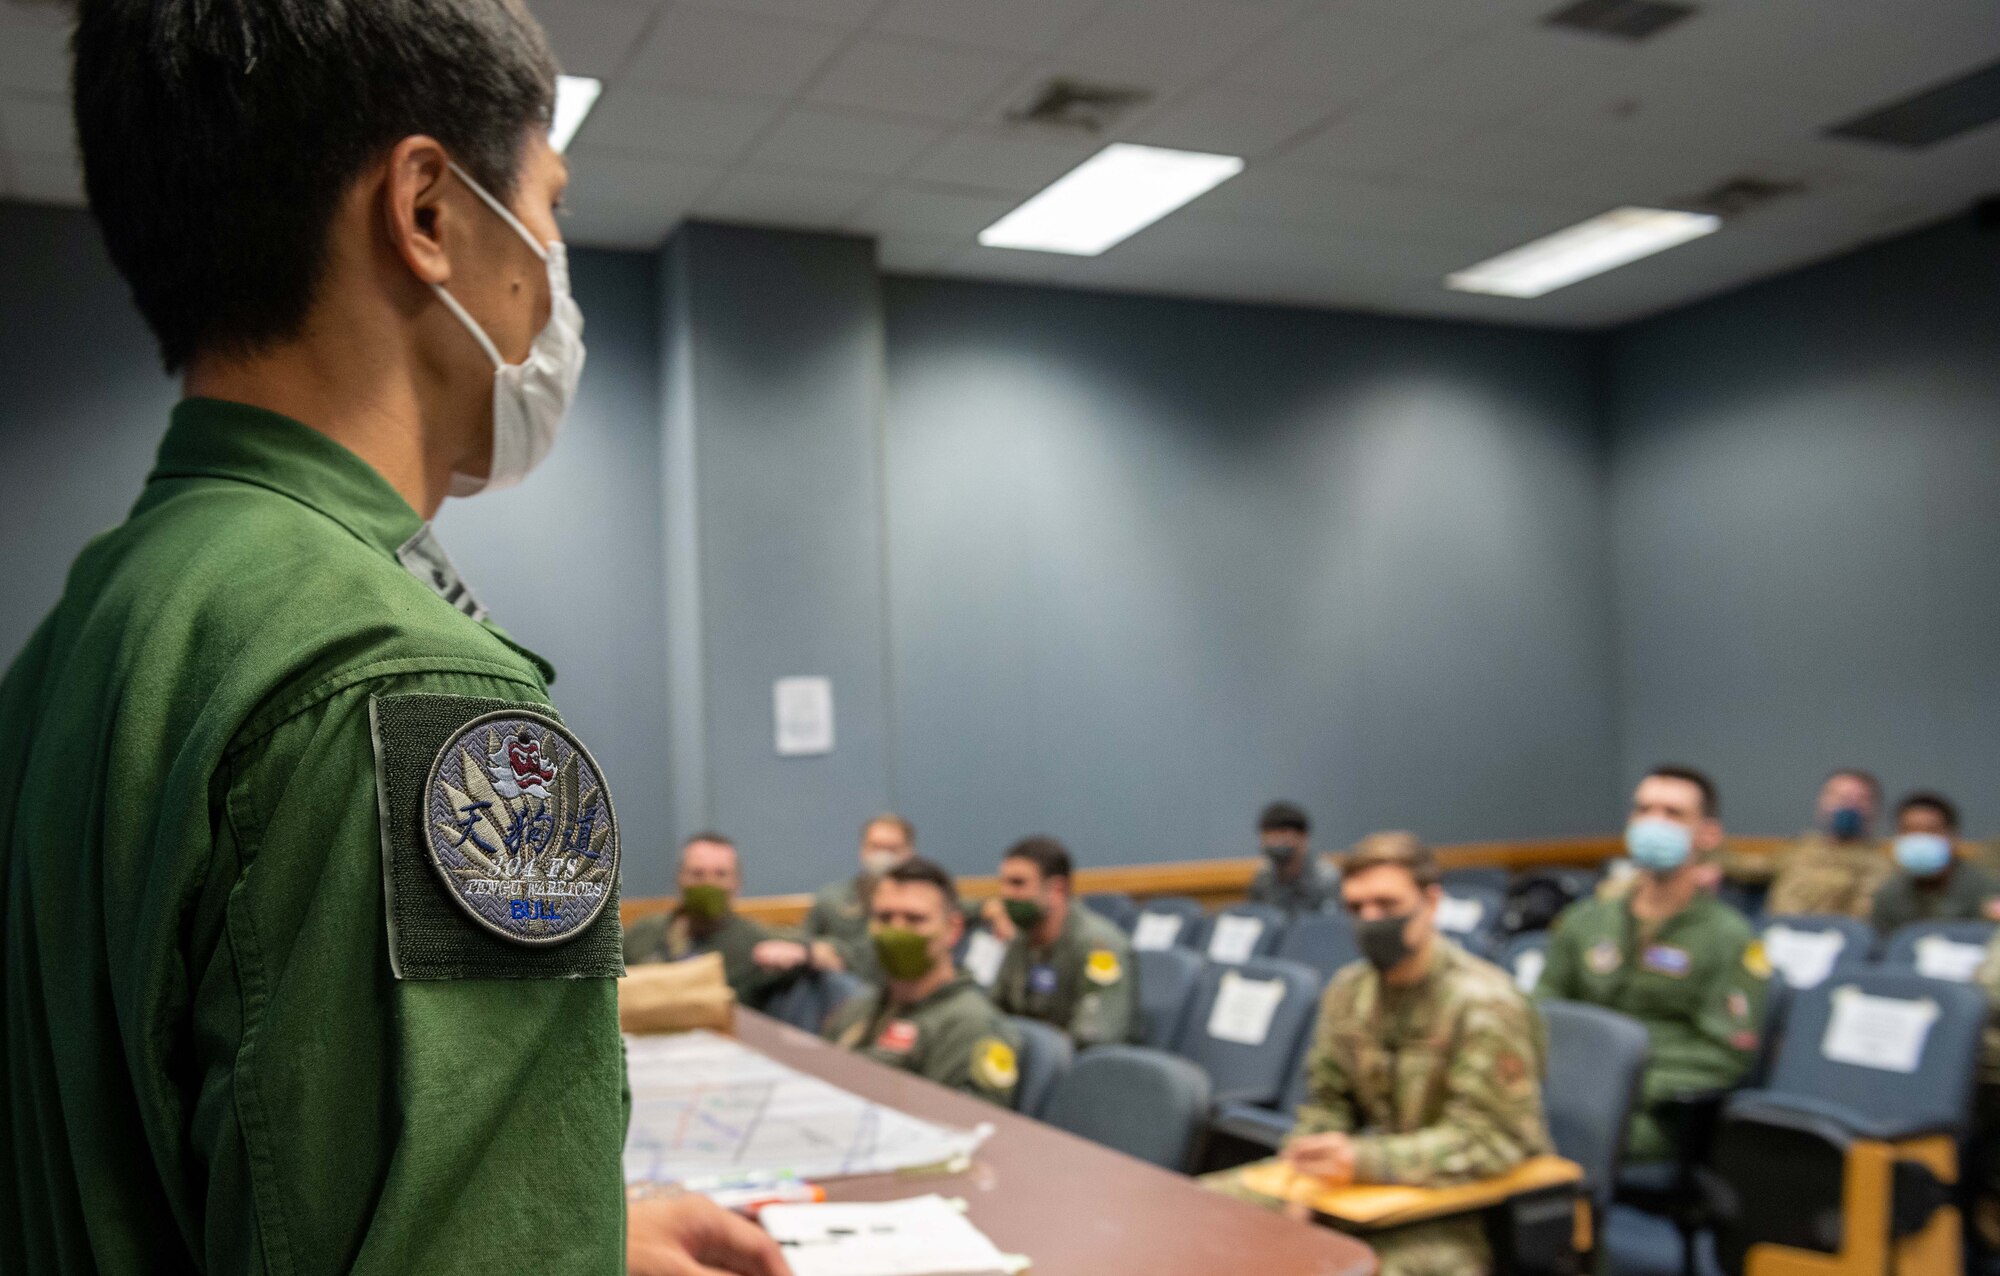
xmin=1695 ymin=817 xmax=1725 ymax=855
xmin=382 ymin=135 xmax=455 ymax=287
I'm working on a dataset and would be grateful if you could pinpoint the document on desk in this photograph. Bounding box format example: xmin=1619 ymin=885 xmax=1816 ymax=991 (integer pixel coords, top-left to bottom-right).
xmin=761 ymin=1195 xmax=1020 ymax=1276
xmin=624 ymin=1031 xmax=986 ymax=1187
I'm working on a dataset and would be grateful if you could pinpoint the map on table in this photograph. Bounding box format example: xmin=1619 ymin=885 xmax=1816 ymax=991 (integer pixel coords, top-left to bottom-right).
xmin=624 ymin=1030 xmax=986 ymax=1186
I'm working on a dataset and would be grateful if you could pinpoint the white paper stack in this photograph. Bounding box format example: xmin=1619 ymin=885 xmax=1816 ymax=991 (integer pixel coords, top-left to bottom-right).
xmin=760 ymin=1195 xmax=1023 ymax=1276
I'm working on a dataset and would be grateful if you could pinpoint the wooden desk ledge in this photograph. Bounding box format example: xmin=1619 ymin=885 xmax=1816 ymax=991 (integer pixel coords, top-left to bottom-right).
xmin=1239 ymin=1155 xmax=1584 ymax=1231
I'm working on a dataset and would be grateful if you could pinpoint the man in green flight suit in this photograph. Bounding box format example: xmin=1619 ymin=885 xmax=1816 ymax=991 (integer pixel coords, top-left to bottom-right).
xmin=764 ymin=812 xmax=917 ymax=984
xmin=824 ymin=857 xmax=1022 ymax=1105
xmin=1537 ymin=765 xmax=1771 ymax=1163
xmin=623 ymin=832 xmax=801 ymax=1010
xmin=0 ymin=4 xmax=785 ymax=1274
xmin=1206 ymin=832 xmax=1553 ymax=1276
xmin=989 ymin=835 xmax=1140 ymax=1047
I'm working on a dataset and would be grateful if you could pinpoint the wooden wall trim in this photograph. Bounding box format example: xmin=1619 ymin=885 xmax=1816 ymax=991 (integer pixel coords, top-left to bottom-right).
xmin=623 ymin=834 xmax=1796 ymax=928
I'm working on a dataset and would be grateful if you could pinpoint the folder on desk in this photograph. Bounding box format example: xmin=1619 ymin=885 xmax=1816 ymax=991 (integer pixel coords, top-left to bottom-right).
xmin=1239 ymin=1155 xmax=1583 ymax=1230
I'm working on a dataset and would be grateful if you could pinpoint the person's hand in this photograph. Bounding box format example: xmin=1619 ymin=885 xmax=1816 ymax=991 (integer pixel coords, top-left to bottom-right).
xmin=980 ymin=897 xmax=1016 ymax=942
xmin=1282 ymin=1132 xmax=1356 ymax=1186
xmin=628 ymin=1195 xmax=792 ymax=1276
xmin=750 ymin=940 xmax=811 ymax=971
xmin=807 ymin=940 xmax=845 ymax=972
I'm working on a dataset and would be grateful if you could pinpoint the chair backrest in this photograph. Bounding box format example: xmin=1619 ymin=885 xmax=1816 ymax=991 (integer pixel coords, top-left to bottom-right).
xmin=1080 ymin=892 xmax=1140 ymax=934
xmin=1760 ymin=915 xmax=1876 ymax=989
xmin=1433 ymin=883 xmax=1504 ymax=944
xmin=1499 ymin=930 xmax=1552 ymax=994
xmin=1204 ymin=903 xmax=1287 ymax=965
xmin=1136 ymin=946 xmax=1205 ymax=1049
xmin=1007 ymin=1015 xmax=1075 ymax=1119
xmin=1879 ymin=920 xmax=1996 ymax=983
xmin=1170 ymin=957 xmax=1324 ymax=1107
xmin=1764 ymin=968 xmax=1987 ymax=1139
xmin=1274 ymin=912 xmax=1360 ymax=982
xmin=1540 ymin=999 xmax=1650 ymax=1211
xmin=1131 ymin=895 xmax=1206 ymax=952
xmin=1441 ymin=866 xmax=1512 ymax=895
xmin=762 ymin=969 xmax=869 ymax=1035
xmin=1042 ymin=1046 xmax=1214 ymax=1171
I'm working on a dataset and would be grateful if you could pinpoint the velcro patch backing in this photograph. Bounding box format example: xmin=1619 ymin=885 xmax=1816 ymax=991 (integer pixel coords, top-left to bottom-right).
xmin=371 ymin=693 xmax=625 ymax=981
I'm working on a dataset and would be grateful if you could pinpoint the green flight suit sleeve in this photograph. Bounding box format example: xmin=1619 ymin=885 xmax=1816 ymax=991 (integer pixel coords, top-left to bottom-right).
xmin=193 ymin=670 xmax=624 ymax=1274
xmin=1657 ymin=930 xmax=1768 ymax=1099
xmin=1068 ymin=944 xmax=1137 ymax=1047
xmin=1533 ymin=910 xmax=1583 ymax=1002
xmin=1292 ymin=996 xmax=1360 ymax=1137
xmin=1349 ymin=998 xmax=1550 ymax=1187
xmin=925 ymin=1015 xmax=1022 ymax=1107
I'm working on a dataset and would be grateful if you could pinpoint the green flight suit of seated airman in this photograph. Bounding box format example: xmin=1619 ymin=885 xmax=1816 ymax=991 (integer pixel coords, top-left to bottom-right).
xmin=1206 ymin=941 xmax=1554 ymax=1276
xmin=824 ymin=973 xmax=1022 ymax=1105
xmin=623 ymin=908 xmax=795 ymax=1010
xmin=1872 ymin=858 xmax=2000 ymax=934
xmin=0 ymin=400 xmax=627 ymax=1273
xmin=1536 ymin=891 xmax=1770 ymax=1161
xmin=993 ymin=903 xmax=1139 ymax=1046
xmin=806 ymin=875 xmax=881 ymax=981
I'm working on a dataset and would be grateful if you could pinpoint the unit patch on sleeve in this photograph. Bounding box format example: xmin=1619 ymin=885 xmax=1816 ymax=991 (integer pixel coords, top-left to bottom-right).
xmin=371 ymin=694 xmax=625 ymax=981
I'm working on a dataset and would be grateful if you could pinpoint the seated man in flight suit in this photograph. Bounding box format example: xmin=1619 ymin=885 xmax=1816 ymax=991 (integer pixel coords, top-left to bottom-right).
xmin=1208 ymin=832 xmax=1554 ymax=1276
xmin=623 ymin=831 xmax=799 ymax=1010
xmin=824 ymin=857 xmax=1021 ymax=1106
xmin=989 ymin=835 xmax=1140 ymax=1047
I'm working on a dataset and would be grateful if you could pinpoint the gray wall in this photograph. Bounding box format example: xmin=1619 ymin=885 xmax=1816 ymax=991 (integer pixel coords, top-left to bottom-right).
xmin=1608 ymin=217 xmax=2000 ymax=837
xmin=882 ymin=279 xmax=1622 ymax=875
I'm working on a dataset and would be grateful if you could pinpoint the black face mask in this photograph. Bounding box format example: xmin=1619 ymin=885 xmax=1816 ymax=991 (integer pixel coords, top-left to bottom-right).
xmin=1355 ymin=914 xmax=1415 ymax=971
xmin=1260 ymin=844 xmax=1293 ymax=864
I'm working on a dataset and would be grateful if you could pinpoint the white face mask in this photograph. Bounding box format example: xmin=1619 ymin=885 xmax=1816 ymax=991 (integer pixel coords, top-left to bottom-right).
xmin=431 ymin=161 xmax=586 ymax=498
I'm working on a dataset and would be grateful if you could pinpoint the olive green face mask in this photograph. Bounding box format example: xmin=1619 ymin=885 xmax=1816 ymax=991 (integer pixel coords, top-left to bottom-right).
xmin=680 ymin=883 xmax=730 ymax=922
xmin=872 ymin=927 xmax=938 ymax=982
xmin=1003 ymin=898 xmax=1046 ymax=931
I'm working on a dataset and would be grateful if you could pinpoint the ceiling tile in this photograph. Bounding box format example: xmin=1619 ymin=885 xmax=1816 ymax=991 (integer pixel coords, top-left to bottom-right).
xmin=624 ymin=7 xmax=844 ymax=97
xmin=1218 ymin=9 xmax=1467 ymax=101
xmin=807 ymin=36 xmax=1025 ymax=122
xmin=0 ymin=7 xmax=69 ymax=96
xmin=906 ymin=127 xmax=1097 ymax=194
xmin=1121 ymin=89 xmax=1336 ymax=158
xmin=694 ymin=168 xmax=882 ymax=230
xmin=874 ymin=233 xmax=959 ymax=272
xmin=1053 ymin=0 xmax=1298 ymax=84
xmin=1362 ymin=27 xmax=1642 ymax=124
xmin=534 ymin=0 xmax=658 ymax=78
xmin=750 ymin=109 xmax=944 ymax=177
xmin=578 ymin=86 xmax=782 ymax=160
xmin=1418 ymin=123 xmax=1761 ymax=208
xmin=871 ymin=0 xmax=1104 ymax=55
xmin=1275 ymin=105 xmax=1481 ymax=175
xmin=847 ymin=184 xmax=1017 ymax=238
xmin=562 ymin=148 xmax=724 ymax=210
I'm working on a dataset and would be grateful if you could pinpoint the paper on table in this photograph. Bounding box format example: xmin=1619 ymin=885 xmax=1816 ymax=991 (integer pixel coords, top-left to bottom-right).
xmin=963 ymin=929 xmax=1007 ymax=988
xmin=1763 ymin=924 xmax=1848 ymax=989
xmin=1821 ymin=985 xmax=1939 ymax=1074
xmin=1207 ymin=970 xmax=1285 ymax=1045
xmin=1913 ymin=936 xmax=1986 ymax=982
xmin=1433 ymin=895 xmax=1485 ymax=935
xmin=761 ymin=1195 xmax=1017 ymax=1276
xmin=623 ymin=1031 xmax=985 ymax=1186
xmin=1512 ymin=948 xmax=1546 ymax=994
xmin=1207 ymin=914 xmax=1265 ymax=964
xmin=1132 ymin=912 xmax=1184 ymax=952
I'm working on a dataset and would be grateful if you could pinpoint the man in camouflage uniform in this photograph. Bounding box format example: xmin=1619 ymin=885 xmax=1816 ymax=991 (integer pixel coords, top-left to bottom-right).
xmin=825 ymin=857 xmax=1022 ymax=1106
xmin=1539 ymin=766 xmax=1770 ymax=1162
xmin=1872 ymin=791 xmax=2000 ymax=934
xmin=794 ymin=813 xmax=918 ymax=982
xmin=1247 ymin=799 xmax=1341 ymax=917
xmin=1761 ymin=768 xmax=1892 ymax=918
xmin=1208 ymin=831 xmax=1552 ymax=1276
xmin=624 ymin=832 xmax=798 ymax=1009
xmin=991 ymin=835 xmax=1140 ymax=1046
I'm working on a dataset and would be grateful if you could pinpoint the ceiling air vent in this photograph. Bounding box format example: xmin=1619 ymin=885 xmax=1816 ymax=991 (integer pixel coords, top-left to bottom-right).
xmin=1543 ymin=0 xmax=1697 ymax=41
xmin=1827 ymin=58 xmax=2000 ymax=150
xmin=1680 ymin=175 xmax=1806 ymax=218
xmin=1006 ymin=79 xmax=1153 ymax=135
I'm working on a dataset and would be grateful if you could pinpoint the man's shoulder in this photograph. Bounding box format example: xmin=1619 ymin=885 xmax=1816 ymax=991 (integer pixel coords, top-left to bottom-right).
xmin=1069 ymin=906 xmax=1131 ymax=955
xmin=1685 ymin=894 xmax=1755 ymax=945
xmin=928 ymin=980 xmax=1014 ymax=1036
xmin=1552 ymin=894 xmax=1620 ymax=938
xmin=1437 ymin=944 xmax=1535 ymax=1015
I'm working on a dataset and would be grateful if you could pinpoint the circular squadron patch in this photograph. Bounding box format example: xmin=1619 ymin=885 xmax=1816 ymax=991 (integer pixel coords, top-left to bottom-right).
xmin=423 ymin=709 xmax=618 ymax=945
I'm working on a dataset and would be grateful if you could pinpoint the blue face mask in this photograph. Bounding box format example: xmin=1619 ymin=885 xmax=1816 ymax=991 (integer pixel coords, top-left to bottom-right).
xmin=1827 ymin=806 xmax=1867 ymax=841
xmin=1627 ymin=818 xmax=1692 ymax=873
xmin=1894 ymin=833 xmax=1952 ymax=877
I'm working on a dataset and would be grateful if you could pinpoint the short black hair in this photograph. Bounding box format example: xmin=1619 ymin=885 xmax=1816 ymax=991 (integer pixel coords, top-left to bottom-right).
xmin=1896 ymin=790 xmax=1960 ymax=833
xmin=1645 ymin=765 xmax=1719 ymax=818
xmin=874 ymin=856 xmax=960 ymax=912
xmin=1258 ymin=801 xmax=1310 ymax=835
xmin=1002 ymin=835 xmax=1073 ymax=884
xmin=1826 ymin=768 xmax=1883 ymax=806
xmin=74 ymin=0 xmax=556 ymax=371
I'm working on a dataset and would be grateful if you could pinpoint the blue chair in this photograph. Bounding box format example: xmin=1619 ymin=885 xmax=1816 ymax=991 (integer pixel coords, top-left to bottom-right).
xmin=1706 ymin=969 xmax=1986 ymax=1275
xmin=1878 ymin=919 xmax=1995 ymax=982
xmin=1043 ymin=1046 xmax=1213 ymax=1171
xmin=1499 ymin=930 xmax=1552 ymax=994
xmin=1274 ymin=911 xmax=1360 ymax=982
xmin=762 ymin=969 xmax=869 ymax=1035
xmin=1080 ymin=891 xmax=1139 ymax=933
xmin=1007 ymin=1015 xmax=1074 ymax=1119
xmin=1760 ymin=914 xmax=1876 ymax=989
xmin=1170 ymin=957 xmax=1322 ymax=1107
xmin=1541 ymin=1001 xmax=1651 ymax=1267
xmin=1136 ymin=946 xmax=1204 ymax=1049
xmin=1208 ymin=1033 xmax=1312 ymax=1152
xmin=1131 ymin=895 xmax=1206 ymax=952
xmin=1201 ymin=902 xmax=1286 ymax=965
xmin=1434 ymin=883 xmax=1504 ymax=957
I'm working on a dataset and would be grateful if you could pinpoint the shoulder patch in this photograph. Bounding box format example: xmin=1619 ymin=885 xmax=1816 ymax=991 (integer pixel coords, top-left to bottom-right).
xmin=1085 ymin=949 xmax=1123 ymax=985
xmin=971 ymin=1036 xmax=1019 ymax=1091
xmin=1742 ymin=939 xmax=1772 ymax=980
xmin=371 ymin=694 xmax=624 ymax=980
xmin=1586 ymin=939 xmax=1623 ymax=975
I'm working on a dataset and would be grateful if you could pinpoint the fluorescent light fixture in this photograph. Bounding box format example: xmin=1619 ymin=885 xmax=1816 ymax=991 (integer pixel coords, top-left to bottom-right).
xmin=1445 ymin=206 xmax=1721 ymax=298
xmin=551 ymin=75 xmax=603 ymax=154
xmin=978 ymin=143 xmax=1244 ymax=256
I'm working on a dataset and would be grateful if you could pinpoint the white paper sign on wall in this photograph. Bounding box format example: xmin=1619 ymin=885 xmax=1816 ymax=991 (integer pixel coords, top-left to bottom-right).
xmin=774 ymin=676 xmax=834 ymax=756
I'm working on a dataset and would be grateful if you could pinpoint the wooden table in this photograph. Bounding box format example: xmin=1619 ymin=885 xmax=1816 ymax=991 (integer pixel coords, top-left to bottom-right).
xmin=733 ymin=1011 xmax=1375 ymax=1276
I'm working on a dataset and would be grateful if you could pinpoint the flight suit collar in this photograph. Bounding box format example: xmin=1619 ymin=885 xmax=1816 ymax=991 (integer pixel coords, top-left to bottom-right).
xmin=889 ymin=971 xmax=977 ymax=1015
